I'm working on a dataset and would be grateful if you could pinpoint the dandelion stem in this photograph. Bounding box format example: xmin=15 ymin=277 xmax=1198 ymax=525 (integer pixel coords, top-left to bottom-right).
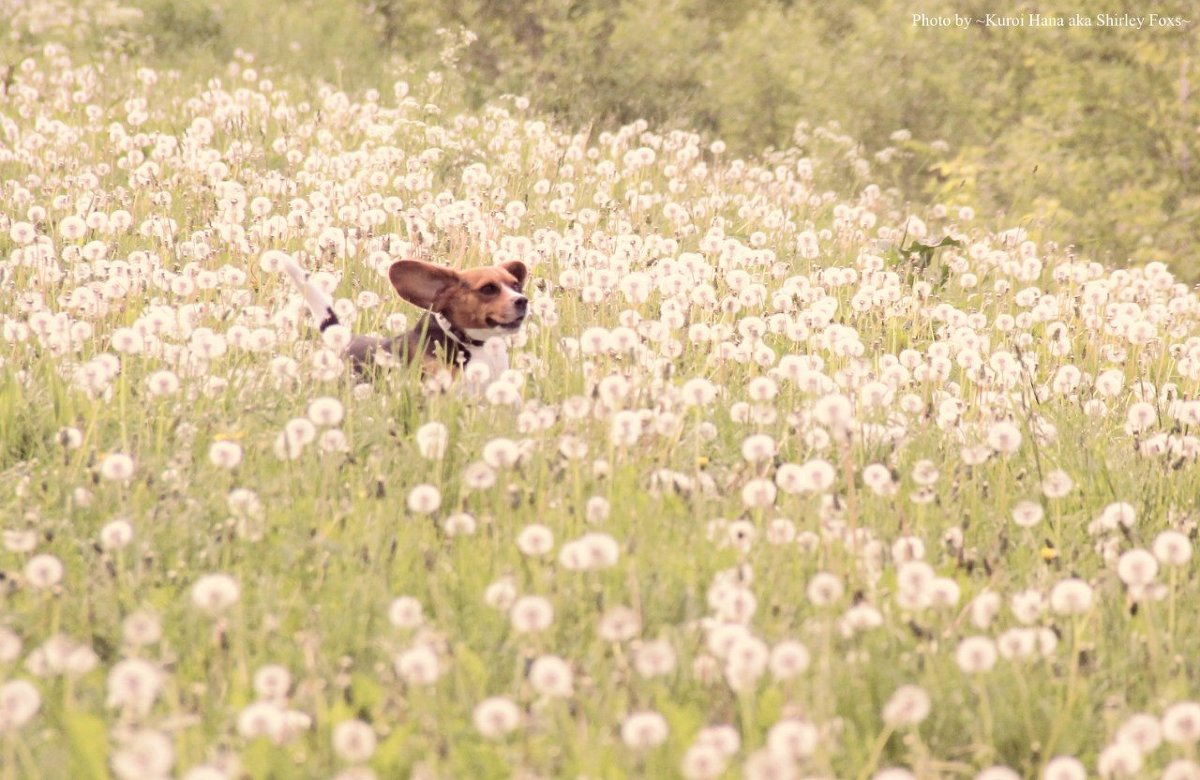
xmin=837 ymin=434 xmax=859 ymax=537
xmin=1141 ymin=599 xmax=1164 ymax=683
xmin=1042 ymin=615 xmax=1084 ymax=764
xmin=975 ymin=680 xmax=995 ymax=763
xmin=857 ymin=724 xmax=896 ymax=780
xmin=737 ymin=689 xmax=757 ymax=748
xmin=1168 ymin=567 xmax=1178 ymax=649
xmin=1012 ymin=667 xmax=1037 ymax=757
xmin=12 ymin=735 xmax=36 ymax=780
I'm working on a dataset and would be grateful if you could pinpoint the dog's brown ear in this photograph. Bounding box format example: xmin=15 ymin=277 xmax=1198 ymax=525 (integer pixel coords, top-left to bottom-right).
xmin=389 ymin=260 xmax=460 ymax=310
xmin=500 ymin=260 xmax=528 ymax=287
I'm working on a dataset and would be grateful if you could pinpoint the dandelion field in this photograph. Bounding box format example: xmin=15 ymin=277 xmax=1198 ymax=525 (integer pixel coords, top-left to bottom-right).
xmin=3 ymin=12 xmax=1200 ymax=780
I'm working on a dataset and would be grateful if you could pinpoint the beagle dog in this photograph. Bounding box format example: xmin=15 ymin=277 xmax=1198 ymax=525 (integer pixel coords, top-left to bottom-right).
xmin=281 ymin=255 xmax=528 ymax=388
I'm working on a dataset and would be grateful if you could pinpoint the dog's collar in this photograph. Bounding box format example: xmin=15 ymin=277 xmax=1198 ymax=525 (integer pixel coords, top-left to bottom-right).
xmin=432 ymin=311 xmax=485 ymax=349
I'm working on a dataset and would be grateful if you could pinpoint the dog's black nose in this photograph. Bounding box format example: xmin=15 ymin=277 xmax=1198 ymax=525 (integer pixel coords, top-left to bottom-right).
xmin=514 ymin=296 xmax=528 ymax=313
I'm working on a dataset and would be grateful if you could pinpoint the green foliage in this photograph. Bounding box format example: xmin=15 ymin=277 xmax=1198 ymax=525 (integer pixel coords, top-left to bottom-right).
xmin=2 ymin=10 xmax=1200 ymax=771
xmin=63 ymin=710 xmax=110 ymax=779
xmin=111 ymin=0 xmax=388 ymax=86
xmin=140 ymin=0 xmax=225 ymax=53
xmin=0 ymin=0 xmax=147 ymax=62
xmin=15 ymin=0 xmax=1189 ymax=272
xmin=354 ymin=0 xmax=1200 ymax=275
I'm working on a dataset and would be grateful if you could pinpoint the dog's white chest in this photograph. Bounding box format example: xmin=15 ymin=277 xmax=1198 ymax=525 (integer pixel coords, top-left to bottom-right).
xmin=469 ymin=344 xmax=509 ymax=379
xmin=461 ymin=337 xmax=509 ymax=394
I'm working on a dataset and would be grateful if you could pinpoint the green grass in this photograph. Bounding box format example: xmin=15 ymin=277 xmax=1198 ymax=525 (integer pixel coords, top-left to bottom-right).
xmin=1 ymin=7 xmax=1200 ymax=780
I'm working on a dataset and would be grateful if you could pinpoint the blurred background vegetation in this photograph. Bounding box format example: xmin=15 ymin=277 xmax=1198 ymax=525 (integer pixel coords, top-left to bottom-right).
xmin=3 ymin=0 xmax=1198 ymax=275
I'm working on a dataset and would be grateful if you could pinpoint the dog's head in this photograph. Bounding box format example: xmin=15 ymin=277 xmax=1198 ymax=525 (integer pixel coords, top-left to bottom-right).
xmin=388 ymin=259 xmax=528 ymax=340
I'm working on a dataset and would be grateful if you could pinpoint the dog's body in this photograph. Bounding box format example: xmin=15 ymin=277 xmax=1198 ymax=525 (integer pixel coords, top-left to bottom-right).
xmin=281 ymin=255 xmax=528 ymax=388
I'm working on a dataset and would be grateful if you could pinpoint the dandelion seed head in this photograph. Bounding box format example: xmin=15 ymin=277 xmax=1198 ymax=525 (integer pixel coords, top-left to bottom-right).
xmin=99 ymin=452 xmax=135 ymax=482
xmin=529 ymin=654 xmax=574 ymax=697
xmin=955 ymin=636 xmax=998 ymax=674
xmin=208 ymin=440 xmax=243 ymax=469
xmin=111 ymin=729 xmax=174 ymax=780
xmin=1116 ymin=548 xmax=1159 ymax=587
xmin=0 ymin=679 xmax=41 ymax=732
xmin=387 ymin=596 xmax=424 ymax=630
xmin=510 ymin=596 xmax=554 ymax=634
xmin=24 ymin=554 xmax=63 ymax=589
xmin=191 ymin=573 xmax=240 ymax=614
xmin=394 ymin=645 xmax=442 ymax=686
xmin=882 ymin=684 xmax=931 ymax=727
xmin=405 ymin=484 xmax=442 ymax=515
xmin=620 ymin=710 xmax=668 ymax=749
xmin=1097 ymin=740 xmax=1142 ymax=777
xmin=332 ymin=719 xmax=377 ymax=763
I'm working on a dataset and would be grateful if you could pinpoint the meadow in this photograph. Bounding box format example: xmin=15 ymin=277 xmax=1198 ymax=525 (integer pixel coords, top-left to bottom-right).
xmin=3 ymin=7 xmax=1200 ymax=780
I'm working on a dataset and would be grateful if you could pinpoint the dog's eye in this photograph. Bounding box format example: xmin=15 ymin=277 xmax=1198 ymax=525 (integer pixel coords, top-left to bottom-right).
xmin=479 ymin=283 xmax=499 ymax=296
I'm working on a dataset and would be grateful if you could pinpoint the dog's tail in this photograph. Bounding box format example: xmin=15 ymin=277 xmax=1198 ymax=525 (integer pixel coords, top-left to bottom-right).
xmin=280 ymin=255 xmax=339 ymax=332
